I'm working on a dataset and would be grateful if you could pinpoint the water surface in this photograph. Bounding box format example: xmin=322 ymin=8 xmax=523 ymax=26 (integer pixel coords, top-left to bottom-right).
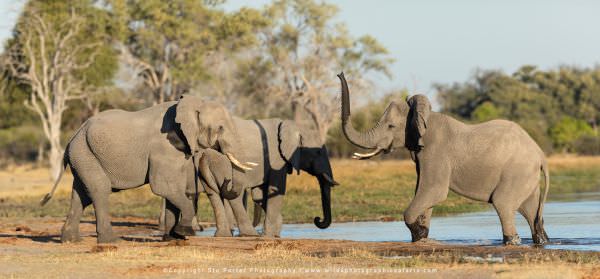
xmin=199 ymin=198 xmax=600 ymax=251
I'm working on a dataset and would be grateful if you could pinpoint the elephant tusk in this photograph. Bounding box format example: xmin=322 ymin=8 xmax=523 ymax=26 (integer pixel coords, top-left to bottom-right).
xmin=352 ymin=148 xmax=383 ymax=160
xmin=226 ymin=153 xmax=253 ymax=171
xmin=322 ymin=173 xmax=339 ymax=186
xmin=246 ymin=162 xmax=259 ymax=167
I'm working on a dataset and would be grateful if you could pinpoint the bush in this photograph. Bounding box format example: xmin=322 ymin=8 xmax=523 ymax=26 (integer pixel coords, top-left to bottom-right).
xmin=574 ymin=135 xmax=600 ymax=155
xmin=0 ymin=125 xmax=44 ymax=164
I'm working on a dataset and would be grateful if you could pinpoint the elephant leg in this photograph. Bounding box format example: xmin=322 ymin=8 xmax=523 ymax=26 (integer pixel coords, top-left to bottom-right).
xmin=88 ymin=188 xmax=116 ymax=243
xmin=158 ymin=199 xmax=166 ymax=232
xmin=263 ymin=194 xmax=284 ymax=238
xmin=162 ymin=199 xmax=185 ymax=241
xmin=492 ymin=171 xmax=538 ymax=245
xmin=518 ymin=186 xmax=548 ymax=244
xmin=191 ymin=194 xmax=203 ymax=232
xmin=206 ymin=192 xmax=232 ymax=237
xmin=228 ymin=194 xmax=259 ymax=236
xmin=61 ymin=176 xmax=92 ymax=243
xmin=73 ymin=164 xmax=116 ymax=243
xmin=404 ymin=162 xmax=450 ymax=242
xmin=224 ymin=200 xmax=236 ymax=232
xmin=149 ymin=160 xmax=196 ymax=236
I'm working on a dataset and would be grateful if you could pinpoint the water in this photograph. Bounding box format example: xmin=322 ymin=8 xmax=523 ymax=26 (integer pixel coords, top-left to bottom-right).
xmin=198 ymin=198 xmax=600 ymax=251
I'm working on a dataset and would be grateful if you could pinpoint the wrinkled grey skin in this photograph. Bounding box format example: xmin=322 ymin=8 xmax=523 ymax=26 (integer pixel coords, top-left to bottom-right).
xmin=41 ymin=95 xmax=249 ymax=243
xmin=162 ymin=117 xmax=338 ymax=237
xmin=337 ymin=73 xmax=550 ymax=245
xmin=163 ymin=149 xmax=240 ymax=239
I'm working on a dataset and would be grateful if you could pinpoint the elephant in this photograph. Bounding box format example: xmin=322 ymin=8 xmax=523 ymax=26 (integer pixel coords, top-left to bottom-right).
xmin=337 ymin=73 xmax=550 ymax=245
xmin=161 ymin=115 xmax=339 ymax=237
xmin=40 ymin=95 xmax=255 ymax=243
xmin=162 ymin=148 xmax=241 ymax=239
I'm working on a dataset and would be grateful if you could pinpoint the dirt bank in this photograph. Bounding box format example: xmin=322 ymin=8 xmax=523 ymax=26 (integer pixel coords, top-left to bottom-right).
xmin=0 ymin=217 xmax=598 ymax=278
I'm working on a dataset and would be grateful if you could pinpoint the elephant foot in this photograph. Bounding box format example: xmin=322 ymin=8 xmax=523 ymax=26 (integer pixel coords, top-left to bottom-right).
xmin=60 ymin=232 xmax=82 ymax=243
xmin=214 ymin=229 xmax=233 ymax=237
xmin=533 ymin=230 xmax=549 ymax=245
xmin=238 ymin=229 xmax=260 ymax=237
xmin=97 ymin=233 xmax=120 ymax=244
xmin=173 ymin=225 xmax=196 ymax=236
xmin=503 ymin=234 xmax=521 ymax=245
xmin=406 ymin=217 xmax=429 ymax=242
xmin=162 ymin=233 xmax=186 ymax=242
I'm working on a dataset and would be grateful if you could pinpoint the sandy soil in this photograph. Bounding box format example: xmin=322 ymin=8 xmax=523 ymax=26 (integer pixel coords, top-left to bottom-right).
xmin=0 ymin=217 xmax=598 ymax=278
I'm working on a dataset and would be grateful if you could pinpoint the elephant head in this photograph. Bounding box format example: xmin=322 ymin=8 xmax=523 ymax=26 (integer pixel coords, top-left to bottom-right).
xmin=175 ymin=94 xmax=255 ymax=171
xmin=278 ymin=120 xmax=338 ymax=229
xmin=337 ymin=72 xmax=432 ymax=159
xmin=196 ymin=149 xmax=242 ymax=200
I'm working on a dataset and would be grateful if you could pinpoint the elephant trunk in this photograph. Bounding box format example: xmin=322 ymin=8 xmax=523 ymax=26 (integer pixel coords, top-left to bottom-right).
xmin=338 ymin=72 xmax=383 ymax=150
xmin=219 ymin=179 xmax=242 ymax=200
xmin=314 ymin=174 xmax=333 ymax=229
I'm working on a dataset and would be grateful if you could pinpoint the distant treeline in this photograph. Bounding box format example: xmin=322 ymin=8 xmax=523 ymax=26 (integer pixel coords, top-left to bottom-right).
xmin=1 ymin=0 xmax=598 ymax=168
xmin=436 ymin=65 xmax=600 ymax=155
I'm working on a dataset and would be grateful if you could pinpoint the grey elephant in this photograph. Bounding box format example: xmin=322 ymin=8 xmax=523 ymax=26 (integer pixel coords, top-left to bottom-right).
xmin=41 ymin=95 xmax=254 ymax=243
xmin=162 ymin=115 xmax=338 ymax=237
xmin=337 ymin=73 xmax=549 ymax=245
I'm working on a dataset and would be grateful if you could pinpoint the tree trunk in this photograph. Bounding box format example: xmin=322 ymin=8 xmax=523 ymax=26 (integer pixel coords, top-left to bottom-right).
xmin=48 ymin=121 xmax=63 ymax=182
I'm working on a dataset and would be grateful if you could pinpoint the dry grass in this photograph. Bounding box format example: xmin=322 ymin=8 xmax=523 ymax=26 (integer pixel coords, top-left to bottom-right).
xmin=0 ymin=236 xmax=596 ymax=278
xmin=1 ymin=156 xmax=599 ymax=223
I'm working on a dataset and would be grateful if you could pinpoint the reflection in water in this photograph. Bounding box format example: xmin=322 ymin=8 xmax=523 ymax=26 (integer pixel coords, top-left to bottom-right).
xmin=198 ymin=199 xmax=600 ymax=251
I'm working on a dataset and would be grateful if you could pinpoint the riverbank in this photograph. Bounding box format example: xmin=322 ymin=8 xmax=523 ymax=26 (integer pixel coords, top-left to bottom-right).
xmin=0 ymin=217 xmax=598 ymax=278
xmin=1 ymin=156 xmax=599 ymax=223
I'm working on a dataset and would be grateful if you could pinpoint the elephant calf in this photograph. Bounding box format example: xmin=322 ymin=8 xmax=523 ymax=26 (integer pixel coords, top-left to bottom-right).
xmin=338 ymin=73 xmax=549 ymax=245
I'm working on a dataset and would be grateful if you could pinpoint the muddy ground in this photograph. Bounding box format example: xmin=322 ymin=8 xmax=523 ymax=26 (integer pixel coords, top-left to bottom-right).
xmin=0 ymin=217 xmax=598 ymax=278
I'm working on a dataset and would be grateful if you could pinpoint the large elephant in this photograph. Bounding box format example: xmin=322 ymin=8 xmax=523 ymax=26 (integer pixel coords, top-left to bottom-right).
xmin=162 ymin=116 xmax=338 ymax=237
xmin=41 ymin=95 xmax=254 ymax=243
xmin=337 ymin=73 xmax=549 ymax=245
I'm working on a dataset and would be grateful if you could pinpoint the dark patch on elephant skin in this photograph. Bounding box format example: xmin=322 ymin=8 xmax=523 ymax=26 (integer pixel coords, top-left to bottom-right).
xmin=406 ymin=215 xmax=429 ymax=242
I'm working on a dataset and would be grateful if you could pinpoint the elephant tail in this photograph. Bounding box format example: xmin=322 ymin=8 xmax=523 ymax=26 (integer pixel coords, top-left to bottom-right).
xmin=535 ymin=160 xmax=550 ymax=239
xmin=40 ymin=152 xmax=69 ymax=206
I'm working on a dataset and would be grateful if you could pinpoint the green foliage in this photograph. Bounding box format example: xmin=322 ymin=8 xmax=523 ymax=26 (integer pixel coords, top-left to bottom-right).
xmin=437 ymin=66 xmax=600 ymax=154
xmin=471 ymin=101 xmax=501 ymax=122
xmin=549 ymin=117 xmax=595 ymax=152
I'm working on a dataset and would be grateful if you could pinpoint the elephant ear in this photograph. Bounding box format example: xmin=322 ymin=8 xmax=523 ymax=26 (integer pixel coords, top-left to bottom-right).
xmin=278 ymin=120 xmax=302 ymax=174
xmin=407 ymin=94 xmax=432 ymax=150
xmin=175 ymin=95 xmax=203 ymax=154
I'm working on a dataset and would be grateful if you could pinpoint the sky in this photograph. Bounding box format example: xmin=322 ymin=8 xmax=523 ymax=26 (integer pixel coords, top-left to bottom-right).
xmin=224 ymin=0 xmax=600 ymax=98
xmin=1 ymin=0 xmax=600 ymax=99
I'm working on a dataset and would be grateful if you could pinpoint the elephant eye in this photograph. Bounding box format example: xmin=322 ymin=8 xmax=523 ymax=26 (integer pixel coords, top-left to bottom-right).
xmin=388 ymin=124 xmax=395 ymax=129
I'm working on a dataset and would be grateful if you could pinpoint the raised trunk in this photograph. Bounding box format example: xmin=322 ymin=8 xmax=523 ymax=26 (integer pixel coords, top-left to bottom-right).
xmin=338 ymin=73 xmax=383 ymax=149
xmin=314 ymin=175 xmax=332 ymax=229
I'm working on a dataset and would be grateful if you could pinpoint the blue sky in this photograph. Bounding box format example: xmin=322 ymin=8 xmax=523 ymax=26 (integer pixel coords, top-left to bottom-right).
xmin=1 ymin=0 xmax=599 ymax=98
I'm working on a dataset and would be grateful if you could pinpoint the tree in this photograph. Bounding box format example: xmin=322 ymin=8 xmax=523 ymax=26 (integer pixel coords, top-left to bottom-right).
xmin=3 ymin=1 xmax=118 ymax=179
xmin=112 ymin=0 xmax=266 ymax=104
xmin=233 ymin=0 xmax=394 ymax=143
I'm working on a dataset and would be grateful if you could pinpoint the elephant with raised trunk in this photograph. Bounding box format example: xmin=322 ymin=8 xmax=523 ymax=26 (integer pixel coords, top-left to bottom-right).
xmin=41 ymin=95 xmax=254 ymax=243
xmin=337 ymin=73 xmax=549 ymax=245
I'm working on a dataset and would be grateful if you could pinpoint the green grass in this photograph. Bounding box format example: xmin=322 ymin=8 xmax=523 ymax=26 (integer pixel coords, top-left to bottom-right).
xmin=0 ymin=160 xmax=599 ymax=224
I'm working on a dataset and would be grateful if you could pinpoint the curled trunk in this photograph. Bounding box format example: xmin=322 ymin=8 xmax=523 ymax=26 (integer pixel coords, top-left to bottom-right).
xmin=314 ymin=175 xmax=332 ymax=229
xmin=220 ymin=178 xmax=243 ymax=200
xmin=338 ymin=73 xmax=384 ymax=149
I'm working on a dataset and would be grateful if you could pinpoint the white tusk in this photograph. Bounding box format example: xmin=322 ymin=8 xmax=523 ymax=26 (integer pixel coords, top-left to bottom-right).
xmin=246 ymin=162 xmax=259 ymax=167
xmin=226 ymin=153 xmax=253 ymax=171
xmin=352 ymin=148 xmax=383 ymax=160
